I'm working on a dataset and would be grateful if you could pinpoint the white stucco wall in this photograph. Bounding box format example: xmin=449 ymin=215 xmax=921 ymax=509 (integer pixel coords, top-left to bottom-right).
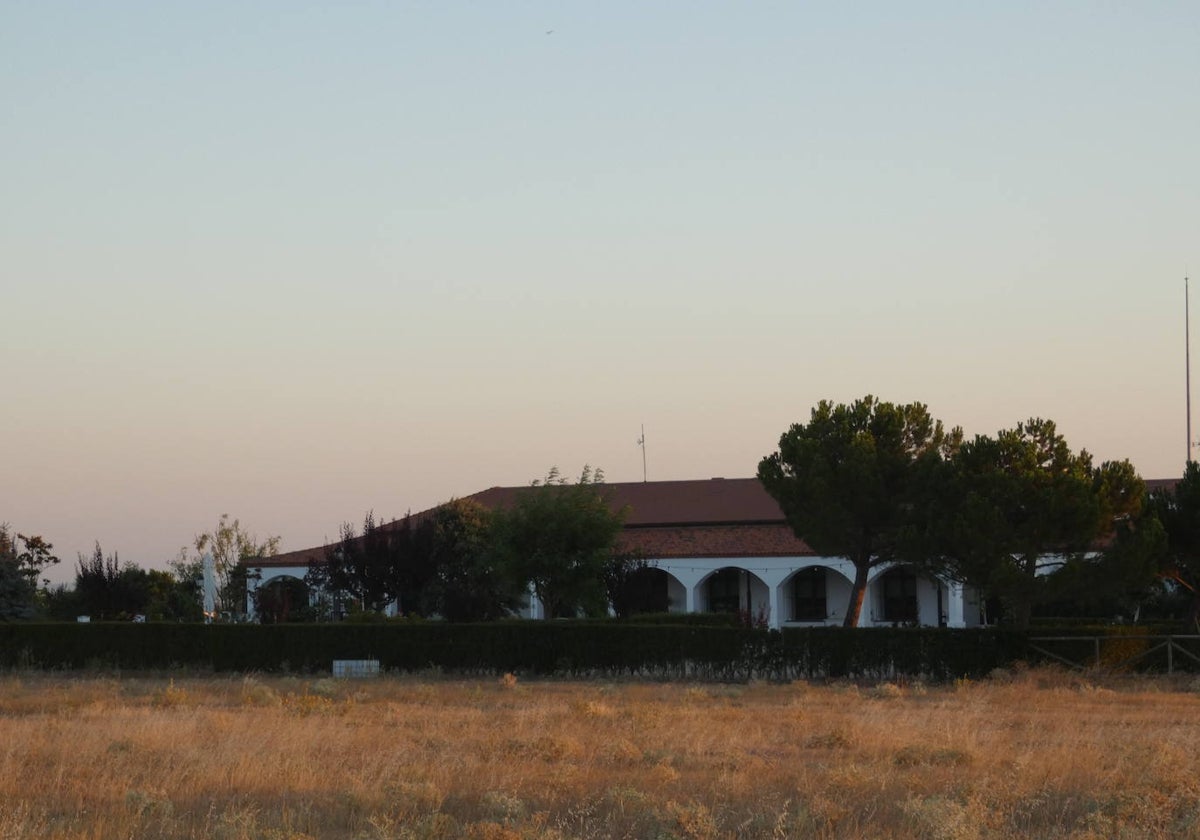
xmin=651 ymin=556 xmax=975 ymax=629
xmin=248 ymin=556 xmax=979 ymax=629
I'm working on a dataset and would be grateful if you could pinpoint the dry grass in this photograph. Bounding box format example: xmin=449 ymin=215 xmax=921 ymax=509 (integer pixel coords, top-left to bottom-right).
xmin=1 ymin=667 xmax=1199 ymax=838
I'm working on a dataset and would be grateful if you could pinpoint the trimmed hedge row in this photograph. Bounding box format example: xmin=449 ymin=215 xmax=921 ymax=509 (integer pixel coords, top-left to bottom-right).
xmin=0 ymin=622 xmax=1029 ymax=679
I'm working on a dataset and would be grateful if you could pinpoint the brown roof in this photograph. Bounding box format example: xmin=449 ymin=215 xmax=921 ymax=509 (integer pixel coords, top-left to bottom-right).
xmin=463 ymin=477 xmax=784 ymax=526
xmin=619 ymin=523 xmax=812 ymax=559
xmin=246 ymin=475 xmax=1183 ymax=569
xmin=1145 ymin=478 xmax=1180 ymax=494
xmin=250 ymin=478 xmax=793 ymax=568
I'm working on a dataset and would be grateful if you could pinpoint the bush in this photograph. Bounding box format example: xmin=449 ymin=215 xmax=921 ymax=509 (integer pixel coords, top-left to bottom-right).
xmin=0 ymin=622 xmax=1042 ymax=679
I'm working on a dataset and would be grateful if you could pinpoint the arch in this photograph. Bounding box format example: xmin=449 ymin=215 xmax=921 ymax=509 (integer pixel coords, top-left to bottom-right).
xmin=698 ymin=566 xmax=770 ymax=621
xmin=782 ymin=565 xmax=853 ymax=623
xmin=611 ymin=566 xmax=684 ymax=617
xmin=254 ymin=575 xmax=311 ymax=624
xmin=874 ymin=565 xmax=919 ymax=624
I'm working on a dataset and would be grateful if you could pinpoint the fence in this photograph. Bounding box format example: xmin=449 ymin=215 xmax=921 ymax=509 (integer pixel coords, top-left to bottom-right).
xmin=1028 ymin=635 xmax=1200 ymax=674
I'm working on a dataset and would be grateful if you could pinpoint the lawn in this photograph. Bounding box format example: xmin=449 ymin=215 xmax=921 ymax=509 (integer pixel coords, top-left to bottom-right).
xmin=1 ymin=667 xmax=1198 ymax=838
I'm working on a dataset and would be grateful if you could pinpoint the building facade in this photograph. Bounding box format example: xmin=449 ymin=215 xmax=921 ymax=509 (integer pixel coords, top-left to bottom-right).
xmin=244 ymin=477 xmax=982 ymax=628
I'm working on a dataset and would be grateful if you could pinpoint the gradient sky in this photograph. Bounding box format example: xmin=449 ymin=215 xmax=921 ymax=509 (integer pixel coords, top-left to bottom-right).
xmin=4 ymin=2 xmax=1198 ymax=584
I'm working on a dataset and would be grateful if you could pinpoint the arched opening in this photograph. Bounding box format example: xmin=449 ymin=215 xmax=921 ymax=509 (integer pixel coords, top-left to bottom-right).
xmin=705 ymin=567 xmax=743 ymax=614
xmin=877 ymin=566 xmax=919 ymax=624
xmin=611 ymin=566 xmax=684 ymax=617
xmin=700 ymin=567 xmax=770 ymax=622
xmin=254 ymin=576 xmax=311 ymax=624
xmin=790 ymin=567 xmax=828 ymax=622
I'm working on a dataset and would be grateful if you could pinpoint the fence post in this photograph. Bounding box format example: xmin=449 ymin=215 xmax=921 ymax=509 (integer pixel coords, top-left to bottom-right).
xmin=1094 ymin=637 xmax=1101 ymax=668
xmin=1168 ymin=636 xmax=1175 ymax=675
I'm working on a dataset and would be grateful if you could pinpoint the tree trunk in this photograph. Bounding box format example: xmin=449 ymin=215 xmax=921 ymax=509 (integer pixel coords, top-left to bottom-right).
xmin=843 ymin=562 xmax=870 ymax=627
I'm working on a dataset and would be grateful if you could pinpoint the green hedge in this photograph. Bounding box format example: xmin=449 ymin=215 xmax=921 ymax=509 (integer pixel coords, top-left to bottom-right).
xmin=0 ymin=622 xmax=1034 ymax=679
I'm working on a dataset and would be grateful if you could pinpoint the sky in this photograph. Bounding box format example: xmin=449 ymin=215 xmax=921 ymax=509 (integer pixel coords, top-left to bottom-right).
xmin=3 ymin=2 xmax=1198 ymax=584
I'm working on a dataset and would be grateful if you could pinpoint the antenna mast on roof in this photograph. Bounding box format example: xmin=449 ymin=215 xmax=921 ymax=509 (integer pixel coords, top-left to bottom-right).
xmin=638 ymin=424 xmax=647 ymax=483
xmin=1189 ymin=275 xmax=1194 ymax=466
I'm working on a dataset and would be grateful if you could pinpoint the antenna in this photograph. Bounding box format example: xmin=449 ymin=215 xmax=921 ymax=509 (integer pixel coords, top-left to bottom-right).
xmin=1189 ymin=275 xmax=1193 ymax=466
xmin=637 ymin=424 xmax=647 ymax=483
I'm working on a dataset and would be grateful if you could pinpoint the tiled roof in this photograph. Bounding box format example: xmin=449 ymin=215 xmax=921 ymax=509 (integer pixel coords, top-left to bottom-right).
xmin=245 ymin=475 xmax=1182 ymax=570
xmin=250 ymin=478 xmax=790 ymax=568
xmin=619 ymin=523 xmax=813 ymax=558
xmin=463 ymin=477 xmax=784 ymax=526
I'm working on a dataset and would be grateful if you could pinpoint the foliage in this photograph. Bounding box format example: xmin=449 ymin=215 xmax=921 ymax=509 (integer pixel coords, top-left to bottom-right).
xmin=929 ymin=419 xmax=1148 ymax=629
xmin=0 ymin=526 xmax=37 ymax=621
xmin=73 ymin=543 xmax=134 ymax=620
xmin=307 ymin=501 xmax=525 ymax=622
xmin=0 ymin=525 xmax=60 ymax=621
xmin=12 ymin=532 xmax=59 ymax=588
xmin=43 ymin=544 xmax=204 ymax=622
xmin=309 ymin=511 xmax=407 ymax=615
xmin=1148 ymin=461 xmax=1200 ymax=627
xmin=419 ymin=499 xmax=524 ymax=622
xmin=0 ymin=621 xmax=1031 ymax=679
xmin=179 ymin=514 xmax=280 ymax=619
xmin=253 ymin=576 xmax=315 ymax=624
xmin=758 ymin=396 xmax=960 ymax=626
xmin=492 ymin=466 xmax=628 ymax=619
xmin=604 ymin=554 xmax=658 ymax=618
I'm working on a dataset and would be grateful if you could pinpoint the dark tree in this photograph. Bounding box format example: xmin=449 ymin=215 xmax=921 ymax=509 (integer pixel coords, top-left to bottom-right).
xmin=419 ymin=499 xmax=523 ymax=622
xmin=931 ymin=419 xmax=1147 ymax=629
xmin=758 ymin=396 xmax=960 ymax=627
xmin=312 ymin=511 xmax=404 ymax=615
xmin=1149 ymin=461 xmax=1200 ymax=627
xmin=73 ymin=543 xmax=163 ymax=620
xmin=605 ymin=555 xmax=660 ymax=618
xmin=254 ymin=576 xmax=313 ymax=624
xmin=492 ymin=467 xmax=627 ymax=619
xmin=0 ymin=525 xmax=36 ymax=621
xmin=17 ymin=533 xmax=59 ymax=589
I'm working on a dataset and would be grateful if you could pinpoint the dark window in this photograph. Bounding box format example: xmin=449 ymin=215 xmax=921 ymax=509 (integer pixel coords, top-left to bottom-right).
xmin=791 ymin=567 xmax=827 ymax=621
xmin=706 ymin=568 xmax=741 ymax=614
xmin=881 ymin=567 xmax=918 ymax=623
xmin=613 ymin=567 xmax=671 ymax=617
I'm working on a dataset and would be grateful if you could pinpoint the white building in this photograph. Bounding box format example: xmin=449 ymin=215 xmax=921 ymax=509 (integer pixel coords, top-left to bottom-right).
xmin=244 ymin=477 xmax=982 ymax=628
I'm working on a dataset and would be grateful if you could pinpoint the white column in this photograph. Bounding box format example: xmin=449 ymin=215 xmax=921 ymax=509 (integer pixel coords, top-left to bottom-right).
xmin=769 ymin=584 xmax=782 ymax=630
xmin=946 ymin=581 xmax=965 ymax=628
xmin=245 ymin=576 xmax=258 ymax=621
xmin=685 ymin=584 xmax=697 ymax=614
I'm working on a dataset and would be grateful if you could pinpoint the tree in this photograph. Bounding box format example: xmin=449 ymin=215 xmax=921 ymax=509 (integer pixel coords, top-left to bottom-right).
xmin=73 ymin=542 xmax=171 ymax=621
xmin=931 ymin=419 xmax=1147 ymax=629
xmin=1148 ymin=461 xmax=1200 ymax=627
xmin=0 ymin=525 xmax=36 ymax=621
xmin=253 ymin=576 xmax=314 ymax=624
xmin=492 ymin=466 xmax=627 ymax=619
xmin=74 ymin=542 xmax=127 ymax=620
xmin=758 ymin=396 xmax=960 ymax=627
xmin=178 ymin=514 xmax=280 ymax=619
xmin=13 ymin=532 xmax=59 ymax=589
xmin=311 ymin=511 xmax=404 ymax=615
xmin=604 ymin=553 xmax=656 ymax=618
xmin=420 ymin=499 xmax=524 ymax=622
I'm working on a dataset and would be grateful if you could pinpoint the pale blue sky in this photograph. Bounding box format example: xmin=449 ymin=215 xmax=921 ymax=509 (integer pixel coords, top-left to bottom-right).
xmin=3 ymin=2 xmax=1197 ymax=581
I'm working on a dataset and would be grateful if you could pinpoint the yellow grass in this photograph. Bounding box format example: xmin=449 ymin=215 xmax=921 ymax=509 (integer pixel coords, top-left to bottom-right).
xmin=2 ymin=667 xmax=1200 ymax=838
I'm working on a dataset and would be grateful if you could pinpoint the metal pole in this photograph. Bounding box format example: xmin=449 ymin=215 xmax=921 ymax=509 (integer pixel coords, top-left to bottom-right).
xmin=1188 ymin=277 xmax=1192 ymax=465
xmin=639 ymin=424 xmax=647 ymax=483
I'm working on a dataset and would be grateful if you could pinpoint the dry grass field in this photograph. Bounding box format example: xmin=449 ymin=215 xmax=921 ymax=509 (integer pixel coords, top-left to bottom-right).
xmin=1 ymin=667 xmax=1199 ymax=839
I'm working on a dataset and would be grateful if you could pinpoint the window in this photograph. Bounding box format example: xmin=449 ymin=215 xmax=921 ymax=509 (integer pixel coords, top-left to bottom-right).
xmin=791 ymin=567 xmax=827 ymax=621
xmin=706 ymin=568 xmax=742 ymax=613
xmin=880 ymin=567 xmax=918 ymax=623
